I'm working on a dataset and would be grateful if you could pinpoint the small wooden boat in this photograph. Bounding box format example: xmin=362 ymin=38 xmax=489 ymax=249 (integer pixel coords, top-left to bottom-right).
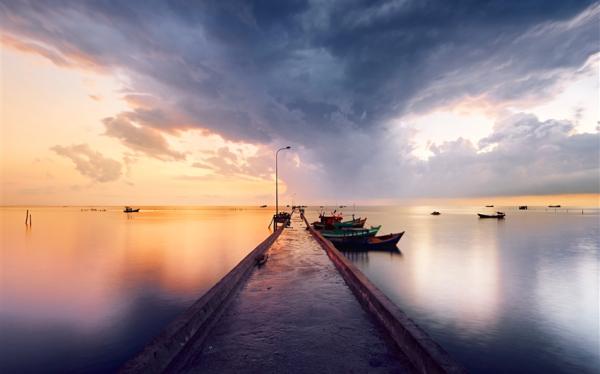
xmin=329 ymin=232 xmax=405 ymax=251
xmin=124 ymin=206 xmax=140 ymax=213
xmin=478 ymin=212 xmax=505 ymax=219
xmin=518 ymin=206 xmax=528 ymax=210
xmin=485 ymin=205 xmax=494 ymax=208
xmin=260 ymin=205 xmax=267 ymax=208
xmin=364 ymin=232 xmax=405 ymax=250
xmin=333 ymin=217 xmax=367 ymax=229
xmin=431 ymin=211 xmax=441 ymax=215
xmin=548 ymin=205 xmax=561 ymax=208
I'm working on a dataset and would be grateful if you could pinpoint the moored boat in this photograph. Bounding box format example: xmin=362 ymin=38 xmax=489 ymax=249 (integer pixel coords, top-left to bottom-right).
xmin=478 ymin=212 xmax=505 ymax=219
xmin=485 ymin=205 xmax=494 ymax=207
xmin=518 ymin=205 xmax=528 ymax=210
xmin=548 ymin=205 xmax=561 ymax=208
xmin=431 ymin=211 xmax=441 ymax=215
xmin=124 ymin=206 xmax=140 ymax=213
xmin=321 ymin=225 xmax=381 ymax=239
xmin=363 ymin=232 xmax=405 ymax=250
xmin=333 ymin=217 xmax=367 ymax=229
xmin=313 ymin=212 xmax=344 ymax=229
xmin=328 ymin=231 xmax=405 ymax=251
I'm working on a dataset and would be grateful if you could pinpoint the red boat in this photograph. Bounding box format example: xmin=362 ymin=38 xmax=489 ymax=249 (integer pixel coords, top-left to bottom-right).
xmin=313 ymin=211 xmax=343 ymax=229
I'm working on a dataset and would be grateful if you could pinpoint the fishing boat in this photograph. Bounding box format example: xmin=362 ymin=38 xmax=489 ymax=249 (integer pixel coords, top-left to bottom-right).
xmin=260 ymin=205 xmax=267 ymax=208
xmin=548 ymin=205 xmax=561 ymax=208
xmin=330 ymin=233 xmax=402 ymax=250
xmin=478 ymin=212 xmax=505 ymax=219
xmin=431 ymin=211 xmax=441 ymax=215
xmin=328 ymin=231 xmax=404 ymax=250
xmin=363 ymin=232 xmax=404 ymax=250
xmin=333 ymin=217 xmax=367 ymax=228
xmin=518 ymin=205 xmax=528 ymax=210
xmin=321 ymin=225 xmax=381 ymax=239
xmin=313 ymin=212 xmax=344 ymax=229
xmin=485 ymin=205 xmax=494 ymax=207
xmin=123 ymin=206 xmax=140 ymax=213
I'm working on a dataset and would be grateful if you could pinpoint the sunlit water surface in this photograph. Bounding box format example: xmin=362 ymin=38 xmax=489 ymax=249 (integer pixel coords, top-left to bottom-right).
xmin=1 ymin=206 xmax=598 ymax=373
xmin=306 ymin=206 xmax=599 ymax=373
xmin=0 ymin=206 xmax=274 ymax=373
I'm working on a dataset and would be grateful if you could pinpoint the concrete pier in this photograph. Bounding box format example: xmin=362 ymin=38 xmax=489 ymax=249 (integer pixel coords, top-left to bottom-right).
xmin=166 ymin=214 xmax=413 ymax=373
xmin=123 ymin=213 xmax=463 ymax=373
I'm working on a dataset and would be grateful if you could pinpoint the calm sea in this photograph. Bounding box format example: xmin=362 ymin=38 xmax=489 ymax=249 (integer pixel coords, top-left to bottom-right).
xmin=1 ymin=205 xmax=598 ymax=373
xmin=305 ymin=206 xmax=599 ymax=373
xmin=0 ymin=206 xmax=274 ymax=373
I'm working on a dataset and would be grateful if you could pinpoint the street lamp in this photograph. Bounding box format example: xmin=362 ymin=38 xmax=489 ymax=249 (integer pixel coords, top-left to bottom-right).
xmin=275 ymin=146 xmax=291 ymax=217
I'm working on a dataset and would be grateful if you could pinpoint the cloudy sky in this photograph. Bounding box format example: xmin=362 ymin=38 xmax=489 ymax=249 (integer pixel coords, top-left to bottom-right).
xmin=1 ymin=0 xmax=598 ymax=205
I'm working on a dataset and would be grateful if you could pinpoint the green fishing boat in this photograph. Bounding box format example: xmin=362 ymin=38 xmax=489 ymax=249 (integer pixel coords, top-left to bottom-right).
xmin=321 ymin=225 xmax=381 ymax=239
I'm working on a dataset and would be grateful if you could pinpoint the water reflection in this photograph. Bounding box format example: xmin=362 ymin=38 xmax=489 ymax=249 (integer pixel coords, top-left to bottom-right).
xmin=307 ymin=206 xmax=599 ymax=373
xmin=0 ymin=207 xmax=273 ymax=372
xmin=341 ymin=248 xmax=402 ymax=265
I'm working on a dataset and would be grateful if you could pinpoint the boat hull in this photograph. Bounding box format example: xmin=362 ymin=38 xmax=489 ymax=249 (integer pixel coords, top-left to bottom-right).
xmin=331 ymin=232 xmax=405 ymax=251
xmin=478 ymin=213 xmax=505 ymax=219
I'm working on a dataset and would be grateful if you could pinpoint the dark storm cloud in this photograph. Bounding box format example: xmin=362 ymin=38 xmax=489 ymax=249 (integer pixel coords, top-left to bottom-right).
xmin=2 ymin=0 xmax=598 ymax=197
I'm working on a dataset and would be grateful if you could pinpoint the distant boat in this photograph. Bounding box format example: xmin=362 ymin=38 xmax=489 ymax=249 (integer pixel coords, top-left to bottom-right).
xmin=339 ymin=205 xmax=347 ymax=208
xmin=478 ymin=212 xmax=505 ymax=219
xmin=519 ymin=206 xmax=528 ymax=210
xmin=123 ymin=206 xmax=140 ymax=213
xmin=260 ymin=205 xmax=267 ymax=208
xmin=548 ymin=205 xmax=561 ymax=208
xmin=431 ymin=211 xmax=441 ymax=215
xmin=485 ymin=205 xmax=494 ymax=207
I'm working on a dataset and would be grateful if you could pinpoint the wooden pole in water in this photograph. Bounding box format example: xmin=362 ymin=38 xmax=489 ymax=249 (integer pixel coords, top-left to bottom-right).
xmin=25 ymin=210 xmax=29 ymax=224
xmin=29 ymin=213 xmax=32 ymax=226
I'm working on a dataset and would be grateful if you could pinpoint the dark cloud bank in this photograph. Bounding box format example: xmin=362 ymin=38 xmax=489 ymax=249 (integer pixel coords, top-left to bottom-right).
xmin=2 ymin=0 xmax=598 ymax=198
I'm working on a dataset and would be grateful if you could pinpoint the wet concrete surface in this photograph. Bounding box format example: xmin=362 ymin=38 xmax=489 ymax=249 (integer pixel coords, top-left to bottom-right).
xmin=169 ymin=215 xmax=413 ymax=373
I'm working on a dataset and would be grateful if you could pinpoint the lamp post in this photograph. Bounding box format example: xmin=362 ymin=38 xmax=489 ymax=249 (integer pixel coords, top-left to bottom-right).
xmin=275 ymin=146 xmax=291 ymax=218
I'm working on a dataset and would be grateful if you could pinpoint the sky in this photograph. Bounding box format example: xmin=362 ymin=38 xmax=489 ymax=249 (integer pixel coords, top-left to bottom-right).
xmin=0 ymin=0 xmax=598 ymax=206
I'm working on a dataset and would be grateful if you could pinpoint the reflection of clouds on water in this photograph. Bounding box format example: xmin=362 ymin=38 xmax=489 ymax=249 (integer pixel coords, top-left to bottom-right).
xmin=534 ymin=233 xmax=599 ymax=356
xmin=0 ymin=207 xmax=274 ymax=372
xmin=0 ymin=291 xmax=184 ymax=373
xmin=405 ymin=217 xmax=502 ymax=337
xmin=332 ymin=206 xmax=599 ymax=373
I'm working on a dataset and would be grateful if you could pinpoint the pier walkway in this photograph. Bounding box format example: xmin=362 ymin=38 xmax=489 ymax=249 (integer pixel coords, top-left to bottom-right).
xmin=167 ymin=214 xmax=412 ymax=373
